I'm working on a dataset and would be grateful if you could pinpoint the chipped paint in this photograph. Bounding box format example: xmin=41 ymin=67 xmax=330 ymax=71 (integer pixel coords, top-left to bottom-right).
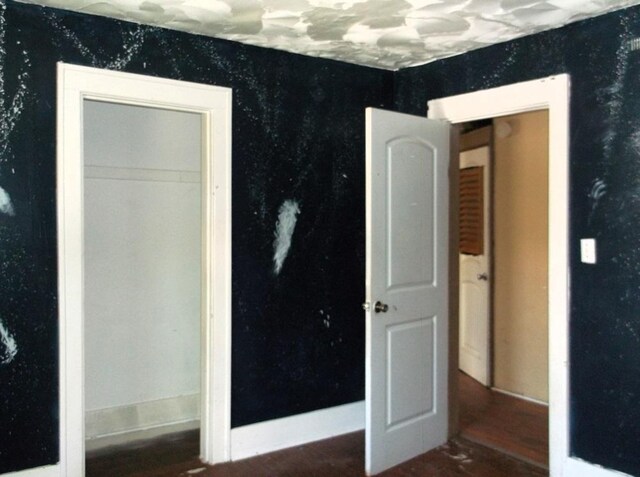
xmin=273 ymin=199 xmax=300 ymax=275
xmin=15 ymin=0 xmax=640 ymax=69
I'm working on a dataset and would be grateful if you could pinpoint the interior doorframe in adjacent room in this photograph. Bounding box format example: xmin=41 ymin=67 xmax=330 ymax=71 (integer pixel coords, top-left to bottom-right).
xmin=56 ymin=63 xmax=232 ymax=476
xmin=458 ymin=125 xmax=493 ymax=389
xmin=427 ymin=75 xmax=583 ymax=477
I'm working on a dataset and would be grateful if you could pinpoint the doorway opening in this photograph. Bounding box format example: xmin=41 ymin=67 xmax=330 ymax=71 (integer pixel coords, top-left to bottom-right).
xmin=456 ymin=112 xmax=549 ymax=469
xmin=57 ymin=63 xmax=232 ymax=475
xmin=428 ymin=74 xmax=570 ymax=476
xmin=82 ymin=100 xmax=204 ymax=471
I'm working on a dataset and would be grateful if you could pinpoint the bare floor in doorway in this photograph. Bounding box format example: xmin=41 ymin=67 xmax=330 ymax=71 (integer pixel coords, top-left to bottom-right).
xmin=86 ymin=428 xmax=547 ymax=476
xmin=458 ymin=371 xmax=549 ymax=469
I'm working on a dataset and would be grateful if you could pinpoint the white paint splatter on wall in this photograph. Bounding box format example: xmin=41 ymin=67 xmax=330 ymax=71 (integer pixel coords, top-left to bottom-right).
xmin=0 ymin=2 xmax=32 ymax=163
xmin=0 ymin=185 xmax=14 ymax=215
xmin=273 ymin=199 xmax=300 ymax=275
xmin=0 ymin=319 xmax=18 ymax=365
xmin=588 ymin=178 xmax=607 ymax=223
xmin=44 ymin=10 xmax=146 ymax=71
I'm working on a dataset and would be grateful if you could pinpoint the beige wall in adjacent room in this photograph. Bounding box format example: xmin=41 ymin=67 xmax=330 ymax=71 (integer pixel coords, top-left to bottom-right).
xmin=492 ymin=110 xmax=549 ymax=403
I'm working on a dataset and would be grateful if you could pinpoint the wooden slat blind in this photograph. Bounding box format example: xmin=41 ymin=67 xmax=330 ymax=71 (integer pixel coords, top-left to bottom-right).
xmin=459 ymin=166 xmax=484 ymax=255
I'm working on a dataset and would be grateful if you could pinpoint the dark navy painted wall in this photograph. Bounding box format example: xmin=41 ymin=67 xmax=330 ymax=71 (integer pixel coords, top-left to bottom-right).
xmin=395 ymin=7 xmax=640 ymax=476
xmin=4 ymin=0 xmax=640 ymax=474
xmin=0 ymin=1 xmax=392 ymax=472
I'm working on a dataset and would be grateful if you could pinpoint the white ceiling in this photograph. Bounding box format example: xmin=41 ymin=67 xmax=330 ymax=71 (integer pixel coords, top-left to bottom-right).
xmin=18 ymin=0 xmax=640 ymax=69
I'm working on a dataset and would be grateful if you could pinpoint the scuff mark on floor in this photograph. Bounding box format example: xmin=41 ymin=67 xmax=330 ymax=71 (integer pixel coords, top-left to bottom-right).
xmin=186 ymin=467 xmax=207 ymax=474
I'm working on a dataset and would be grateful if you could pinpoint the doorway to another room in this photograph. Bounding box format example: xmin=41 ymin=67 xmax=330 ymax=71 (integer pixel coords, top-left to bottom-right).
xmin=57 ymin=63 xmax=232 ymax=476
xmin=82 ymin=100 xmax=204 ymax=473
xmin=456 ymin=111 xmax=549 ymax=470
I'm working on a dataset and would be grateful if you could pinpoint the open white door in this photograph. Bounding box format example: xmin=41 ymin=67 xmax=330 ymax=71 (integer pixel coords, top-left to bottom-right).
xmin=365 ymin=108 xmax=449 ymax=475
xmin=459 ymin=145 xmax=491 ymax=385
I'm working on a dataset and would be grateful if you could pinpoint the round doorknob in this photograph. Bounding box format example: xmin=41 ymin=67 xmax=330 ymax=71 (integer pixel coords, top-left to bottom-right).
xmin=374 ymin=301 xmax=389 ymax=313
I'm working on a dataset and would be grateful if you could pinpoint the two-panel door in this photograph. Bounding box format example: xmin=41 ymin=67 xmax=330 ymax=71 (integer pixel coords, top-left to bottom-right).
xmin=365 ymin=108 xmax=450 ymax=475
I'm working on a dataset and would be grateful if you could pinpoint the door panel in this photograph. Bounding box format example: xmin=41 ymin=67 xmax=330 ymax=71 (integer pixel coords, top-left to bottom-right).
xmin=386 ymin=318 xmax=435 ymax=428
xmin=458 ymin=145 xmax=491 ymax=386
xmin=365 ymin=108 xmax=450 ymax=475
xmin=387 ymin=139 xmax=435 ymax=288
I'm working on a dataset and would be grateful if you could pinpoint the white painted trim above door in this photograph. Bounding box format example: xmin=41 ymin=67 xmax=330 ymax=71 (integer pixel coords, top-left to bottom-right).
xmin=428 ymin=75 xmax=580 ymax=477
xmin=56 ymin=63 xmax=232 ymax=475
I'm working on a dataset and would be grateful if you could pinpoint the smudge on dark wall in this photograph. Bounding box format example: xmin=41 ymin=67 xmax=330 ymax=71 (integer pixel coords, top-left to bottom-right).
xmin=0 ymin=0 xmax=393 ymax=473
xmin=394 ymin=7 xmax=640 ymax=476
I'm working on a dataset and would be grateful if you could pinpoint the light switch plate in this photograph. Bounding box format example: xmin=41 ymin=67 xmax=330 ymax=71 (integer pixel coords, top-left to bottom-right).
xmin=581 ymin=238 xmax=597 ymax=264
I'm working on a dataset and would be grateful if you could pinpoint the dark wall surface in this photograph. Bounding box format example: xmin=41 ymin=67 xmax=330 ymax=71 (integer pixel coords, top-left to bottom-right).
xmin=0 ymin=1 xmax=392 ymax=472
xmin=4 ymin=0 xmax=640 ymax=474
xmin=395 ymin=7 xmax=640 ymax=476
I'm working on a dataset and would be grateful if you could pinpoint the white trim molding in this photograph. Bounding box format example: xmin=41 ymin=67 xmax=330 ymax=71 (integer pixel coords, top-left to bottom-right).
xmin=85 ymin=394 xmax=200 ymax=442
xmin=429 ymin=75 xmax=577 ymax=477
xmin=2 ymin=466 xmax=60 ymax=477
xmin=230 ymin=401 xmax=365 ymax=461
xmin=564 ymin=458 xmax=633 ymax=477
xmin=57 ymin=63 xmax=232 ymax=475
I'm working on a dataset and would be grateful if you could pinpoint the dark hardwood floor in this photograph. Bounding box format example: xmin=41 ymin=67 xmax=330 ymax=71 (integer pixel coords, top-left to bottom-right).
xmin=87 ymin=429 xmax=547 ymax=476
xmin=458 ymin=371 xmax=549 ymax=469
xmin=86 ymin=371 xmax=549 ymax=476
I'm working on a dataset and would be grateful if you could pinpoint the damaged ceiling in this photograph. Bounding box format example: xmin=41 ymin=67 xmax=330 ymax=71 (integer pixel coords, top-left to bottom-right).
xmin=17 ymin=0 xmax=640 ymax=69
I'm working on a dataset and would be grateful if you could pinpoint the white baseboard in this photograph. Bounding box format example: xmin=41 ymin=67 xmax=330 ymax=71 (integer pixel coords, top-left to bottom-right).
xmin=565 ymin=457 xmax=632 ymax=477
xmin=491 ymin=387 xmax=548 ymax=406
xmin=2 ymin=465 xmax=59 ymax=477
xmin=85 ymin=419 xmax=200 ymax=452
xmin=86 ymin=393 xmax=200 ymax=442
xmin=230 ymin=400 xmax=364 ymax=461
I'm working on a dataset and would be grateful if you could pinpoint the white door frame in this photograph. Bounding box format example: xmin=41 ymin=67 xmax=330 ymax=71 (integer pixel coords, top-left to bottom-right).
xmin=429 ymin=75 xmax=625 ymax=477
xmin=56 ymin=63 xmax=232 ymax=476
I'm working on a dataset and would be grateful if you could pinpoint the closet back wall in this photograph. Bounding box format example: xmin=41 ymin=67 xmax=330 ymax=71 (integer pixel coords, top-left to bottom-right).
xmin=83 ymin=101 xmax=202 ymax=440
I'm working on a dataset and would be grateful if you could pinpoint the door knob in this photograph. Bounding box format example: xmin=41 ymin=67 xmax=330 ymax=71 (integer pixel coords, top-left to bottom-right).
xmin=477 ymin=273 xmax=488 ymax=281
xmin=374 ymin=301 xmax=389 ymax=313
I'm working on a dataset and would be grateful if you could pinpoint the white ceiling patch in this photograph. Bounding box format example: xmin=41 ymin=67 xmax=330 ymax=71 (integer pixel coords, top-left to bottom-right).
xmin=273 ymin=199 xmax=300 ymax=275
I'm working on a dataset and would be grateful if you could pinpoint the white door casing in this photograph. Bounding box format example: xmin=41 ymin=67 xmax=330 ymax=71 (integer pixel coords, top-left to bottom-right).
xmin=459 ymin=146 xmax=491 ymax=386
xmin=426 ymin=75 xmax=623 ymax=477
xmin=365 ymin=108 xmax=449 ymax=475
xmin=57 ymin=63 xmax=232 ymax=476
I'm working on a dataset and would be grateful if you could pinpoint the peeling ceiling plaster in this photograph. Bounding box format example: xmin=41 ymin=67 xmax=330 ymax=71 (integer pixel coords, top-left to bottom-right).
xmin=17 ymin=0 xmax=640 ymax=69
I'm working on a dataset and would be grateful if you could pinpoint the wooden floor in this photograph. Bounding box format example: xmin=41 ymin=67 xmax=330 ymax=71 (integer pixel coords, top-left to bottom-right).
xmin=86 ymin=371 xmax=548 ymax=476
xmin=87 ymin=429 xmax=546 ymax=477
xmin=458 ymin=371 xmax=549 ymax=469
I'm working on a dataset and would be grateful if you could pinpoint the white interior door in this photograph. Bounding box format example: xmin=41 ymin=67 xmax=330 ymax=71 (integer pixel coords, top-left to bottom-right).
xmin=459 ymin=146 xmax=491 ymax=385
xmin=365 ymin=107 xmax=449 ymax=475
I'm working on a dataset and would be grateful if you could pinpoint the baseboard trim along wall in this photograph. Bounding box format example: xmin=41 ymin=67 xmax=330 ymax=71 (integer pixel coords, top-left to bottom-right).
xmin=491 ymin=387 xmax=549 ymax=407
xmin=2 ymin=465 xmax=59 ymax=477
xmin=230 ymin=400 xmax=365 ymax=461
xmin=85 ymin=393 xmax=200 ymax=450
